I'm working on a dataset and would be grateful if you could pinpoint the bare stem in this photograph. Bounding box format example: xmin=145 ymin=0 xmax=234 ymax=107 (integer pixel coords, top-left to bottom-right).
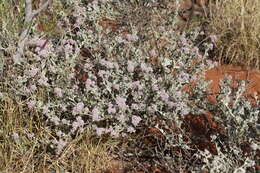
xmin=13 ymin=0 xmax=52 ymax=64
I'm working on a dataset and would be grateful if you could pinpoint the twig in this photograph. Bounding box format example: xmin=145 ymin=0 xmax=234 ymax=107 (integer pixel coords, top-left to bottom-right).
xmin=13 ymin=0 xmax=52 ymax=64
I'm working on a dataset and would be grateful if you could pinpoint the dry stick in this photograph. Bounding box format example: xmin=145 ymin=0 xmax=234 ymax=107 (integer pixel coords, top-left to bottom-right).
xmin=13 ymin=0 xmax=52 ymax=64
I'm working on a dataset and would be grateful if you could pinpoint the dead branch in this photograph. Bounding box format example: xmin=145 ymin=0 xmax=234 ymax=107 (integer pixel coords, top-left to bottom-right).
xmin=13 ymin=0 xmax=52 ymax=64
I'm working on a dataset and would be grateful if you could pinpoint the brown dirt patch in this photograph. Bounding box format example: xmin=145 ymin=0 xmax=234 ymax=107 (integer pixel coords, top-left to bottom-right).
xmin=205 ymin=65 xmax=260 ymax=104
xmin=184 ymin=64 xmax=260 ymax=105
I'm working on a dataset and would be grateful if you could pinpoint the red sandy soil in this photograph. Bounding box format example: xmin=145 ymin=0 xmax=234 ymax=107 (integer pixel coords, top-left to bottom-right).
xmin=183 ymin=64 xmax=260 ymax=105
xmin=204 ymin=65 xmax=260 ymax=104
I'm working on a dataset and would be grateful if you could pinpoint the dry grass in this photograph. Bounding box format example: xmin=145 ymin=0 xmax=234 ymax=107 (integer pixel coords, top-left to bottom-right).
xmin=0 ymin=98 xmax=119 ymax=173
xmin=0 ymin=0 xmax=25 ymax=39
xmin=208 ymin=0 xmax=260 ymax=69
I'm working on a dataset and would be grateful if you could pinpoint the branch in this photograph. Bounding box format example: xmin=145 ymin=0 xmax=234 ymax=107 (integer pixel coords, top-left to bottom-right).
xmin=32 ymin=0 xmax=53 ymax=19
xmin=13 ymin=0 xmax=52 ymax=64
xmin=25 ymin=0 xmax=52 ymax=22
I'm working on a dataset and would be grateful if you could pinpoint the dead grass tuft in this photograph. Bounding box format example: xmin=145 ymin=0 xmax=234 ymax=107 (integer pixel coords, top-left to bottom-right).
xmin=208 ymin=0 xmax=260 ymax=69
xmin=0 ymin=98 xmax=119 ymax=173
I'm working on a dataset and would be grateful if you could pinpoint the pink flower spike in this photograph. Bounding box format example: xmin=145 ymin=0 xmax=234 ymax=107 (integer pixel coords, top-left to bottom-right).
xmin=115 ymin=96 xmax=128 ymax=110
xmin=125 ymin=34 xmax=138 ymax=41
xmin=27 ymin=67 xmax=39 ymax=77
xmin=132 ymin=115 xmax=142 ymax=127
xmin=72 ymin=102 xmax=84 ymax=115
xmin=116 ymin=114 xmax=126 ymax=123
xmin=149 ymin=49 xmax=157 ymax=57
xmin=92 ymin=107 xmax=100 ymax=121
xmin=210 ymin=34 xmax=218 ymax=43
xmin=160 ymin=90 xmax=169 ymax=102
xmin=54 ymin=87 xmax=63 ymax=97
xmin=127 ymin=60 xmax=135 ymax=72
xmin=27 ymin=100 xmax=36 ymax=109
xmin=42 ymin=106 xmax=49 ymax=115
xmin=127 ymin=126 xmax=136 ymax=133
xmin=96 ymin=127 xmax=105 ymax=136
xmin=108 ymin=104 xmax=116 ymax=114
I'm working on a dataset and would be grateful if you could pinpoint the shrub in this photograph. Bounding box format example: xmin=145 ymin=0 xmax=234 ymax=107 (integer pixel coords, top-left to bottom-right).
xmin=0 ymin=0 xmax=258 ymax=172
